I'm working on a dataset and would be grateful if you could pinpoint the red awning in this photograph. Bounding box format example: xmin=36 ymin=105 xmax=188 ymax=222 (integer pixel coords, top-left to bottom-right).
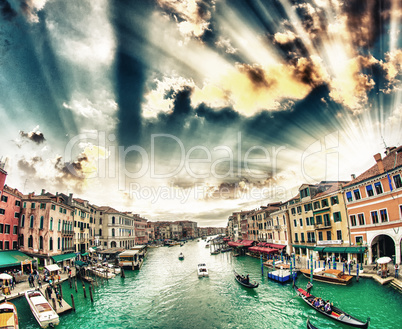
xmin=266 ymin=243 xmax=286 ymax=249
xmin=240 ymin=240 xmax=254 ymax=247
xmin=228 ymin=241 xmax=244 ymax=247
xmin=248 ymin=246 xmax=278 ymax=254
xmin=223 ymin=238 xmax=230 ymax=242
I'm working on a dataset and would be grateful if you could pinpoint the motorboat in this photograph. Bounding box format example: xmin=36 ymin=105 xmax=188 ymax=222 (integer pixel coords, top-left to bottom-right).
xmin=179 ymin=253 xmax=184 ymax=260
xmin=299 ymin=268 xmax=353 ymax=285
xmin=197 ymin=263 xmax=208 ymax=277
xmin=0 ymin=301 xmax=19 ymax=328
xmin=25 ymin=290 xmax=60 ymax=328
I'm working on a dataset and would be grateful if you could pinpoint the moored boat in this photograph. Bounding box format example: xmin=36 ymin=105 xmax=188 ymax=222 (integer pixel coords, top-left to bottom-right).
xmin=210 ymin=249 xmax=220 ymax=255
xmin=25 ymin=290 xmax=60 ymax=328
xmin=197 ymin=263 xmax=208 ymax=277
xmin=267 ymin=268 xmax=295 ymax=283
xmin=234 ymin=271 xmax=259 ymax=288
xmin=306 ymin=318 xmax=319 ymax=329
xmin=179 ymin=252 xmax=184 ymax=260
xmin=300 ymin=268 xmax=353 ymax=285
xmin=0 ymin=301 xmax=19 ymax=329
xmin=293 ymin=283 xmax=369 ymax=328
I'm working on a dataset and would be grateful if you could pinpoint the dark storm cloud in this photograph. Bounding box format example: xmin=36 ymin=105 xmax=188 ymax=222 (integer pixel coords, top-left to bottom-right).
xmin=0 ymin=0 xmax=17 ymax=20
xmin=55 ymin=155 xmax=87 ymax=181
xmin=17 ymin=156 xmax=41 ymax=175
xmin=238 ymin=64 xmax=272 ymax=89
xmin=20 ymin=129 xmax=45 ymax=144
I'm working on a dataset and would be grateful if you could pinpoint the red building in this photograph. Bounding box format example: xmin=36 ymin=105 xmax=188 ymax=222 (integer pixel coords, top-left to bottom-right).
xmin=0 ymin=181 xmax=23 ymax=251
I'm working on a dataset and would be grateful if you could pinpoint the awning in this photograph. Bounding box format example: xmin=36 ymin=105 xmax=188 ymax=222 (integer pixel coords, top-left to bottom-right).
xmin=228 ymin=241 xmax=243 ymax=247
xmin=75 ymin=260 xmax=88 ymax=267
xmin=313 ymin=208 xmax=330 ymax=215
xmin=305 ymin=246 xmax=316 ymax=250
xmin=240 ymin=240 xmax=254 ymax=247
xmin=81 ymin=252 xmax=89 ymax=256
xmin=249 ymin=246 xmax=278 ymax=254
xmin=344 ymin=247 xmax=367 ymax=253
xmin=51 ymin=252 xmax=77 ymax=263
xmin=314 ymin=247 xmax=326 ymax=252
xmin=45 ymin=264 xmax=61 ymax=272
xmin=323 ymin=247 xmax=346 ymax=253
xmin=292 ymin=245 xmax=306 ymax=249
xmin=266 ymin=243 xmax=286 ymax=249
xmin=0 ymin=251 xmax=34 ymax=268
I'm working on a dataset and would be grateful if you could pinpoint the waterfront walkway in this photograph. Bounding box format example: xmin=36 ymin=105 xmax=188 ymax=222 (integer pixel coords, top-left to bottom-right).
xmin=0 ymin=267 xmax=77 ymax=303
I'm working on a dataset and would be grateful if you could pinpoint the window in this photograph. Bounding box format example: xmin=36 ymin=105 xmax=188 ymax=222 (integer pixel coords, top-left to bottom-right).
xmin=294 ymin=233 xmax=298 ymax=242
xmin=4 ymin=224 xmax=10 ymax=234
xmin=0 ymin=224 xmax=3 ymax=233
xmin=14 ymin=212 xmax=19 ymax=218
xmin=31 ymin=203 xmax=35 ymax=209
xmin=291 ymin=208 xmax=296 ymax=215
xmin=23 ymin=202 xmax=26 ymax=208
xmin=330 ymin=196 xmax=339 ymax=205
xmin=346 ymin=191 xmax=353 ymax=202
xmin=323 ymin=214 xmax=330 ymax=226
xmin=13 ymin=226 xmax=17 ymax=234
xmin=318 ymin=232 xmax=323 ymax=241
xmin=15 ymin=200 xmax=21 ymax=207
xmin=293 ymin=219 xmax=297 ymax=227
xmin=301 ymin=233 xmax=305 ymax=242
xmin=304 ymin=203 xmax=312 ymax=212
xmin=321 ymin=199 xmax=329 ymax=207
xmin=40 ymin=203 xmax=46 ymax=209
xmin=50 ymin=218 xmax=53 ymax=230
xmin=112 ymin=216 xmax=115 ymax=224
xmin=355 ymin=236 xmax=363 ymax=244
xmin=371 ymin=211 xmax=379 ymax=224
xmin=333 ymin=212 xmax=341 ymax=222
xmin=0 ymin=208 xmax=5 ymax=215
xmin=358 ymin=213 xmax=365 ymax=225
xmin=112 ymin=228 xmax=115 ymax=237
xmin=374 ymin=182 xmax=383 ymax=194
xmin=20 ymin=215 xmax=25 ymax=227
xmin=4 ymin=241 xmax=9 ymax=250
xmin=29 ymin=215 xmax=34 ymax=228
xmin=39 ymin=236 xmax=43 ymax=250
xmin=315 ymin=215 xmax=322 ymax=225
xmin=39 ymin=216 xmax=44 ymax=230
xmin=366 ymin=185 xmax=374 ymax=197
xmin=1 ymin=195 xmax=8 ymax=202
xmin=300 ymin=188 xmax=310 ymax=198
xmin=58 ymin=237 xmax=60 ymax=250
xmin=28 ymin=235 xmax=33 ymax=248
xmin=63 ymin=208 xmax=66 ymax=214
xmin=0 ymin=241 xmax=2 ymax=250
xmin=299 ymin=218 xmax=303 ymax=226
xmin=49 ymin=237 xmax=53 ymax=251
xmin=353 ymin=189 xmax=361 ymax=200
xmin=306 ymin=217 xmax=310 ymax=226
xmin=380 ymin=209 xmax=388 ymax=222
xmin=337 ymin=230 xmax=342 ymax=240
xmin=19 ymin=234 xmax=24 ymax=246
xmin=310 ymin=216 xmax=314 ymax=225
xmin=350 ymin=215 xmax=357 ymax=226
xmin=394 ymin=175 xmax=402 ymax=189
xmin=58 ymin=220 xmax=61 ymax=231
xmin=313 ymin=201 xmax=320 ymax=210
xmin=51 ymin=205 xmax=56 ymax=210
xmin=59 ymin=207 xmax=63 ymax=213
xmin=297 ymin=206 xmax=302 ymax=214
xmin=326 ymin=231 xmax=331 ymax=240
xmin=12 ymin=241 xmax=17 ymax=250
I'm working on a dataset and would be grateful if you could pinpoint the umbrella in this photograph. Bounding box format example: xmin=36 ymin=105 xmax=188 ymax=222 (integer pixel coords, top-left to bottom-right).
xmin=377 ymin=256 xmax=392 ymax=264
xmin=0 ymin=273 xmax=13 ymax=280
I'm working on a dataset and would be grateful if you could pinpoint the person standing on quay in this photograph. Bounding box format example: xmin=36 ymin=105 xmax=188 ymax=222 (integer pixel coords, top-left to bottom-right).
xmin=395 ymin=263 xmax=399 ymax=279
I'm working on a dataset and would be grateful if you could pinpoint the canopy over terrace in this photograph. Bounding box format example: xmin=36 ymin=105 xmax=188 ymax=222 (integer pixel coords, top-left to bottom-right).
xmin=248 ymin=246 xmax=278 ymax=254
xmin=228 ymin=240 xmax=254 ymax=248
xmin=0 ymin=250 xmax=35 ymax=272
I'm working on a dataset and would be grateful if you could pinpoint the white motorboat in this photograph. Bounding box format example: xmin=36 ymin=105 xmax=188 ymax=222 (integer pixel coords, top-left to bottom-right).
xmin=25 ymin=290 xmax=59 ymax=328
xmin=197 ymin=263 xmax=208 ymax=277
xmin=0 ymin=301 xmax=19 ymax=328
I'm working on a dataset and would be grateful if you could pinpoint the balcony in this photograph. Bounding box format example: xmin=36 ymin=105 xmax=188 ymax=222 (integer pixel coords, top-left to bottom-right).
xmin=274 ymin=225 xmax=281 ymax=230
xmin=314 ymin=221 xmax=331 ymax=229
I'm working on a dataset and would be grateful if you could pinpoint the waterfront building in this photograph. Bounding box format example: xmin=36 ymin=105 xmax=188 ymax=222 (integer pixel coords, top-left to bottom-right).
xmin=257 ymin=203 xmax=281 ymax=243
xmin=70 ymin=197 xmax=91 ymax=254
xmin=288 ymin=181 xmax=350 ymax=262
xmin=343 ymin=146 xmax=402 ymax=265
xmin=176 ymin=220 xmax=198 ymax=238
xmin=226 ymin=215 xmax=235 ymax=240
xmin=0 ymin=185 xmax=23 ymax=251
xmin=269 ymin=201 xmax=292 ymax=255
xmin=146 ymin=221 xmax=155 ymax=242
xmin=19 ymin=192 xmax=74 ymax=266
xmin=133 ymin=214 xmax=148 ymax=244
xmin=170 ymin=222 xmax=183 ymax=240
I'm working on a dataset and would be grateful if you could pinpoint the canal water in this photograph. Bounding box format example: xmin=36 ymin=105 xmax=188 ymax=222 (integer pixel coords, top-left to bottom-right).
xmin=13 ymin=240 xmax=402 ymax=328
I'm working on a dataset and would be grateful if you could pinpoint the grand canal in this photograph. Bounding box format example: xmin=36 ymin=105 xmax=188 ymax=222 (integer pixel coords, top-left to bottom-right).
xmin=12 ymin=240 xmax=402 ymax=328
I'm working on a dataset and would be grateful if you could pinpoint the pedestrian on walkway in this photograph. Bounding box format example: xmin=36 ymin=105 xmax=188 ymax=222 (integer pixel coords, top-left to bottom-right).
xmin=395 ymin=263 xmax=399 ymax=279
xmin=38 ymin=275 xmax=42 ymax=288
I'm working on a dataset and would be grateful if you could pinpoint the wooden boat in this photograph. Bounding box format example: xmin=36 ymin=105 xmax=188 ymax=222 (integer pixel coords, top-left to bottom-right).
xmin=293 ymin=283 xmax=369 ymax=328
xmin=178 ymin=252 xmax=184 ymax=260
xmin=234 ymin=271 xmax=259 ymax=288
xmin=306 ymin=318 xmax=318 ymax=329
xmin=0 ymin=301 xmax=19 ymax=329
xmin=300 ymin=268 xmax=353 ymax=285
xmin=263 ymin=260 xmax=290 ymax=269
xmin=25 ymin=290 xmax=60 ymax=328
xmin=210 ymin=249 xmax=220 ymax=255
xmin=197 ymin=263 xmax=208 ymax=277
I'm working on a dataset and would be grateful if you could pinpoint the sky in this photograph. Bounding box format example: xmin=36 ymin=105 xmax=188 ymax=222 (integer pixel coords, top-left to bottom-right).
xmin=0 ymin=0 xmax=401 ymax=227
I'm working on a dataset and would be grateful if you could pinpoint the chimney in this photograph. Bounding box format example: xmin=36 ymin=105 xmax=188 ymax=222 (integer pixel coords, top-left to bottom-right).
xmin=41 ymin=189 xmax=45 ymax=195
xmin=351 ymin=174 xmax=356 ymax=180
xmin=374 ymin=153 xmax=384 ymax=174
xmin=69 ymin=193 xmax=73 ymax=204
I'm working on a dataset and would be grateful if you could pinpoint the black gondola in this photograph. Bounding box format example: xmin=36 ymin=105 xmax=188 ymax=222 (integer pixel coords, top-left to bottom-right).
xmin=234 ymin=271 xmax=259 ymax=288
xmin=293 ymin=283 xmax=369 ymax=328
xmin=307 ymin=318 xmax=319 ymax=329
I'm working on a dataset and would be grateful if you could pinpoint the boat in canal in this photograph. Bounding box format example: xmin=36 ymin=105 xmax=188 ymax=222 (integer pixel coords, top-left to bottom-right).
xmin=197 ymin=263 xmax=208 ymax=277
xmin=306 ymin=318 xmax=318 ymax=329
xmin=25 ymin=290 xmax=60 ymax=328
xmin=0 ymin=300 xmax=19 ymax=329
xmin=293 ymin=283 xmax=370 ymax=328
xmin=210 ymin=249 xmax=220 ymax=255
xmin=179 ymin=252 xmax=184 ymax=260
xmin=234 ymin=271 xmax=259 ymax=288
xmin=300 ymin=268 xmax=353 ymax=285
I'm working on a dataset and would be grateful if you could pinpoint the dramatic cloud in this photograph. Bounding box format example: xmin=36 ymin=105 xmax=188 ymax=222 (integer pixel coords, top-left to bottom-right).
xmin=19 ymin=126 xmax=46 ymax=144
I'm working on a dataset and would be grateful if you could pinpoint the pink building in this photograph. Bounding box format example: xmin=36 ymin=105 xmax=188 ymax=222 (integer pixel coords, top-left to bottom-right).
xmin=0 ymin=185 xmax=23 ymax=251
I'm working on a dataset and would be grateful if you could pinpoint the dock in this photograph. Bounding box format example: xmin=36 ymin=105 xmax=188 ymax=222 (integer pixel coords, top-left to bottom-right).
xmin=41 ymin=287 xmax=73 ymax=315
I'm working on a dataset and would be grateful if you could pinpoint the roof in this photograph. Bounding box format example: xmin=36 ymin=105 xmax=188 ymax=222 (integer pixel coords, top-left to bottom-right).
xmin=313 ymin=182 xmax=344 ymax=199
xmin=44 ymin=264 xmax=61 ymax=272
xmin=0 ymin=251 xmax=34 ymax=268
xmin=344 ymin=147 xmax=402 ymax=187
xmin=119 ymin=250 xmax=140 ymax=256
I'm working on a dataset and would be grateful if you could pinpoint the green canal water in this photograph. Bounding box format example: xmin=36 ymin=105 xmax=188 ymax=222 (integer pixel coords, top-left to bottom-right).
xmin=13 ymin=240 xmax=402 ymax=328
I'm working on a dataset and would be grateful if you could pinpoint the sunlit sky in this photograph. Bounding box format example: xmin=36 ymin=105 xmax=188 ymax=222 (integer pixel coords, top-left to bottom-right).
xmin=0 ymin=0 xmax=401 ymax=227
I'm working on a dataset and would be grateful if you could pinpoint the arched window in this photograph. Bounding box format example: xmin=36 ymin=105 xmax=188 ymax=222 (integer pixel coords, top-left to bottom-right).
xmin=39 ymin=236 xmax=43 ymax=250
xmin=39 ymin=216 xmax=44 ymax=230
xmin=28 ymin=235 xmax=33 ymax=248
xmin=20 ymin=215 xmax=25 ymax=227
xmin=99 ymin=229 xmax=102 ymax=236
xmin=112 ymin=216 xmax=115 ymax=224
xmin=112 ymin=228 xmax=115 ymax=237
xmin=50 ymin=218 xmax=53 ymax=230
xmin=29 ymin=216 xmax=34 ymax=228
xmin=49 ymin=237 xmax=53 ymax=250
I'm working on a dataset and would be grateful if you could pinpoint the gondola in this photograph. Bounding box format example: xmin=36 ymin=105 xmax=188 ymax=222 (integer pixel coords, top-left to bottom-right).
xmin=234 ymin=271 xmax=259 ymax=288
xmin=307 ymin=318 xmax=319 ymax=329
xmin=293 ymin=283 xmax=369 ymax=328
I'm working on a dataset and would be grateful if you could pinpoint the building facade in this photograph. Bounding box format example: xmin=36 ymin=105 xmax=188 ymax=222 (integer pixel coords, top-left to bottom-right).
xmin=0 ymin=185 xmax=22 ymax=251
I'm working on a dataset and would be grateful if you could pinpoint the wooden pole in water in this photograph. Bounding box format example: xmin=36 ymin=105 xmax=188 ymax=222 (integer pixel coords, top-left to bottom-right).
xmin=69 ymin=276 xmax=72 ymax=289
xmin=89 ymin=284 xmax=94 ymax=303
xmin=82 ymin=283 xmax=87 ymax=298
xmin=121 ymin=267 xmax=125 ymax=278
xmin=52 ymin=298 xmax=57 ymax=312
xmin=71 ymin=294 xmax=75 ymax=312
xmin=74 ymin=278 xmax=78 ymax=293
